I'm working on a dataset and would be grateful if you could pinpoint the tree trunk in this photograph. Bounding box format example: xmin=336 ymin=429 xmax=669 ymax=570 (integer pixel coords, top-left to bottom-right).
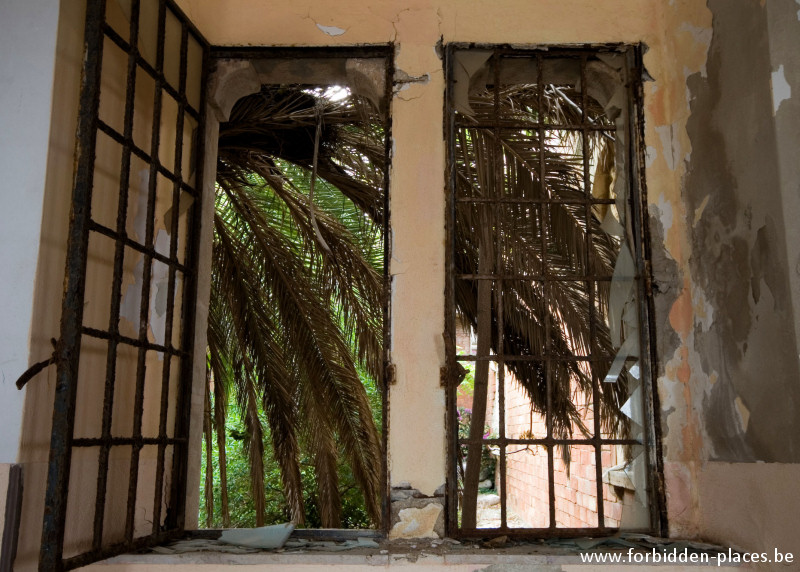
xmin=461 ymin=236 xmax=494 ymax=528
xmin=213 ymin=375 xmax=231 ymax=527
xmin=203 ymin=371 xmax=215 ymax=528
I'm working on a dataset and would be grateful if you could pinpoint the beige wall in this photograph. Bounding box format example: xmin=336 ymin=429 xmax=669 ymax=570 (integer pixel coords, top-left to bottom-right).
xmin=174 ymin=0 xmax=715 ymax=501
xmin=9 ymin=0 xmax=800 ymax=568
xmin=15 ymin=0 xmax=204 ymax=568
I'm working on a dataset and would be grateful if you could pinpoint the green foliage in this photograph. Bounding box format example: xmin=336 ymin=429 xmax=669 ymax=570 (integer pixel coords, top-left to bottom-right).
xmin=204 ymin=86 xmax=386 ymax=528
xmin=200 ymin=389 xmax=379 ymax=528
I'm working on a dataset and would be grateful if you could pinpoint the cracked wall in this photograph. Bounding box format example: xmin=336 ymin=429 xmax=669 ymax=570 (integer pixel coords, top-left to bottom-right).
xmin=6 ymin=0 xmax=800 ymax=566
xmin=172 ymin=0 xmax=800 ymax=550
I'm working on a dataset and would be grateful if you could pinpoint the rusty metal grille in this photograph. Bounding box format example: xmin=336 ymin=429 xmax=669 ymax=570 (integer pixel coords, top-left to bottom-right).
xmin=41 ymin=0 xmax=208 ymax=569
xmin=444 ymin=46 xmax=663 ymax=537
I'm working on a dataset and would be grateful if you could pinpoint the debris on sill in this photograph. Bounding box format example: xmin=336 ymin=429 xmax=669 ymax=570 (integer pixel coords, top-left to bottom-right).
xmin=218 ymin=523 xmax=294 ymax=549
xmin=147 ymin=531 xmax=727 ymax=559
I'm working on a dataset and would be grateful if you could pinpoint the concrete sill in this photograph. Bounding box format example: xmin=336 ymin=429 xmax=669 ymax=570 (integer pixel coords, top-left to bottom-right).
xmin=85 ymin=542 xmax=750 ymax=570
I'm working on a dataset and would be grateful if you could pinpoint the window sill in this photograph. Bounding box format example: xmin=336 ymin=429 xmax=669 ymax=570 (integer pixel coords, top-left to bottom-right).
xmin=85 ymin=538 xmax=749 ymax=570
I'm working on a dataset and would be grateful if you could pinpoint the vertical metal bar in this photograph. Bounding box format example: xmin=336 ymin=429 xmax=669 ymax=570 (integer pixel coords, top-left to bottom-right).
xmin=40 ymin=1 xmax=106 ymax=569
xmin=444 ymin=45 xmax=460 ymax=536
xmin=169 ymin=38 xmax=209 ymax=532
xmin=492 ymin=53 xmax=508 ymax=531
xmin=536 ymin=53 xmax=556 ymax=530
xmin=381 ymin=46 xmax=394 ymax=536
xmin=627 ymin=46 xmax=667 ymax=535
xmin=152 ymin=16 xmax=189 ymax=534
xmin=578 ymin=54 xmax=606 ymax=528
xmin=125 ymin=0 xmax=167 ymax=544
xmin=93 ymin=0 xmax=141 ymax=550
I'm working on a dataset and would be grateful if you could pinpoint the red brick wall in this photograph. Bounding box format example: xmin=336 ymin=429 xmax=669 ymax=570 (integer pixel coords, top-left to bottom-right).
xmin=455 ymin=320 xmax=624 ymax=529
xmin=501 ymin=375 xmax=623 ymax=528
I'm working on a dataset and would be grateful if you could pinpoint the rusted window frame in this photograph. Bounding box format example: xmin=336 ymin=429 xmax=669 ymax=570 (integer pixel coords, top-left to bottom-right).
xmin=443 ymin=43 xmax=666 ymax=538
xmin=40 ymin=1 xmax=209 ymax=569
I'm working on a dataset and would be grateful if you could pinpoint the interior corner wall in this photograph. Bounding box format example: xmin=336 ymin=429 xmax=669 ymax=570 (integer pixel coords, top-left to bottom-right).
xmin=656 ymin=0 xmax=800 ymax=562
xmin=12 ymin=0 xmax=87 ymax=569
xmin=0 ymin=0 xmax=61 ymax=466
xmin=9 ymin=0 xmax=800 ymax=564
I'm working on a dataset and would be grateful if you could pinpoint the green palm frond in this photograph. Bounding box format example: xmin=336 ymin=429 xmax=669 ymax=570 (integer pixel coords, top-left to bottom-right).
xmin=204 ymin=76 xmax=631 ymax=528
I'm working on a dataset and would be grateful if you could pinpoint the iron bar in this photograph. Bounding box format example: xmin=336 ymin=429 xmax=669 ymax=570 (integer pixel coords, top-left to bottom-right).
xmin=170 ymin=33 xmax=209 ymax=532
xmin=81 ymin=327 xmax=188 ymax=357
xmin=152 ymin=17 xmax=190 ymax=534
xmin=87 ymin=220 xmax=191 ymax=273
xmin=73 ymin=437 xmax=186 ymax=447
xmin=92 ymin=0 xmax=141 ymax=551
xmin=102 ymin=24 xmax=200 ymax=119
xmin=95 ymin=120 xmax=199 ymax=197
xmin=40 ymin=1 xmax=107 ymax=569
xmin=125 ymin=0 xmax=167 ymax=544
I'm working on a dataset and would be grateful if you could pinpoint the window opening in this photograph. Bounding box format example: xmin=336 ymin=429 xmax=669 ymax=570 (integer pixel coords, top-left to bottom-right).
xmin=40 ymin=0 xmax=209 ymax=569
xmin=445 ymin=46 xmax=661 ymax=536
xmin=200 ymin=50 xmax=391 ymax=532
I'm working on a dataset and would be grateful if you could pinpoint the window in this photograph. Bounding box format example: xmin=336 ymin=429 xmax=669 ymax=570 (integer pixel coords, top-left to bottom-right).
xmin=444 ymin=46 xmax=662 ymax=536
xmin=38 ymin=0 xmax=208 ymax=568
xmin=201 ymin=48 xmax=391 ymax=531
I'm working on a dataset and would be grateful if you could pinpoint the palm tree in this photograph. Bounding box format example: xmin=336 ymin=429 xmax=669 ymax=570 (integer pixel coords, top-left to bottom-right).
xmin=205 ymin=87 xmax=386 ymax=528
xmin=203 ymin=72 xmax=632 ymax=529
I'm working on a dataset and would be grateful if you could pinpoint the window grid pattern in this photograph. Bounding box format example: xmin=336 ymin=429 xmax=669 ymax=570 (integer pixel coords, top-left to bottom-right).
xmin=445 ymin=46 xmax=656 ymax=537
xmin=41 ymin=0 xmax=208 ymax=569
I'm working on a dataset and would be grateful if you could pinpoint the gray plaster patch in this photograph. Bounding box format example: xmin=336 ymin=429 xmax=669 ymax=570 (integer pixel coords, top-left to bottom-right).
xmin=771 ymin=64 xmax=791 ymax=115
xmin=316 ymin=23 xmax=346 ymax=36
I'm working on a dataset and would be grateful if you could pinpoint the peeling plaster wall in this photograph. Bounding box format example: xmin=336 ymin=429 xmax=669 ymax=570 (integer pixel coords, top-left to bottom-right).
xmin=654 ymin=0 xmax=800 ymax=562
xmin=6 ymin=0 xmax=800 ymax=565
xmin=172 ymin=0 xmax=798 ymax=551
xmin=682 ymin=0 xmax=800 ymax=465
xmin=175 ymin=0 xmax=713 ymax=504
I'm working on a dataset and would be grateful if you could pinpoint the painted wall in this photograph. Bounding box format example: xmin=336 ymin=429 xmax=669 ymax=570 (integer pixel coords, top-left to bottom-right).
xmin=176 ymin=0 xmax=712 ymax=503
xmin=0 ymin=0 xmax=61 ymax=464
xmin=656 ymin=0 xmax=800 ymax=563
xmin=5 ymin=0 xmax=800 ymax=568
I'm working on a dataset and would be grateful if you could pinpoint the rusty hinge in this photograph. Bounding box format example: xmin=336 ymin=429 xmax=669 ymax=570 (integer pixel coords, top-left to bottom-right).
xmin=440 ymin=360 xmax=467 ymax=388
xmin=14 ymin=338 xmax=59 ymax=390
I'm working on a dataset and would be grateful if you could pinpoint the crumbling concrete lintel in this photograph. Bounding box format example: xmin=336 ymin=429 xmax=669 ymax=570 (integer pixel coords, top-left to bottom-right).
xmin=208 ymin=60 xmax=261 ymax=122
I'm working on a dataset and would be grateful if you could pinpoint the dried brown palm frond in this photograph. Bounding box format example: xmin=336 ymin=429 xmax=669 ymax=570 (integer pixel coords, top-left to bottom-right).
xmin=207 ymin=85 xmax=385 ymax=527
xmin=206 ymin=78 xmax=631 ymax=529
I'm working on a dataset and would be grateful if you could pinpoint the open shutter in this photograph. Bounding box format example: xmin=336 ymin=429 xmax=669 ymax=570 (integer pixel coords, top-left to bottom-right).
xmin=40 ymin=1 xmax=208 ymax=569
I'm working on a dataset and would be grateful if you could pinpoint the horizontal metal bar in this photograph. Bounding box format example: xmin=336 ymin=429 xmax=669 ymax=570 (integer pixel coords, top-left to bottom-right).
xmin=61 ymin=529 xmax=182 ymax=571
xmin=81 ymin=326 xmax=188 ymax=357
xmin=456 ymin=274 xmax=620 ymax=281
xmin=88 ymin=221 xmax=190 ymax=274
xmin=456 ymin=121 xmax=612 ymax=131
xmin=449 ymin=43 xmax=631 ymax=56
xmin=455 ymin=526 xmax=621 ymax=538
xmin=72 ymin=437 xmax=187 ymax=447
xmin=458 ymin=437 xmax=642 ymax=446
xmin=455 ymin=354 xmax=621 ymax=362
xmin=456 ymin=197 xmax=616 ymax=204
xmin=102 ymin=24 xmax=200 ymax=119
xmin=96 ymin=120 xmax=199 ymax=198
